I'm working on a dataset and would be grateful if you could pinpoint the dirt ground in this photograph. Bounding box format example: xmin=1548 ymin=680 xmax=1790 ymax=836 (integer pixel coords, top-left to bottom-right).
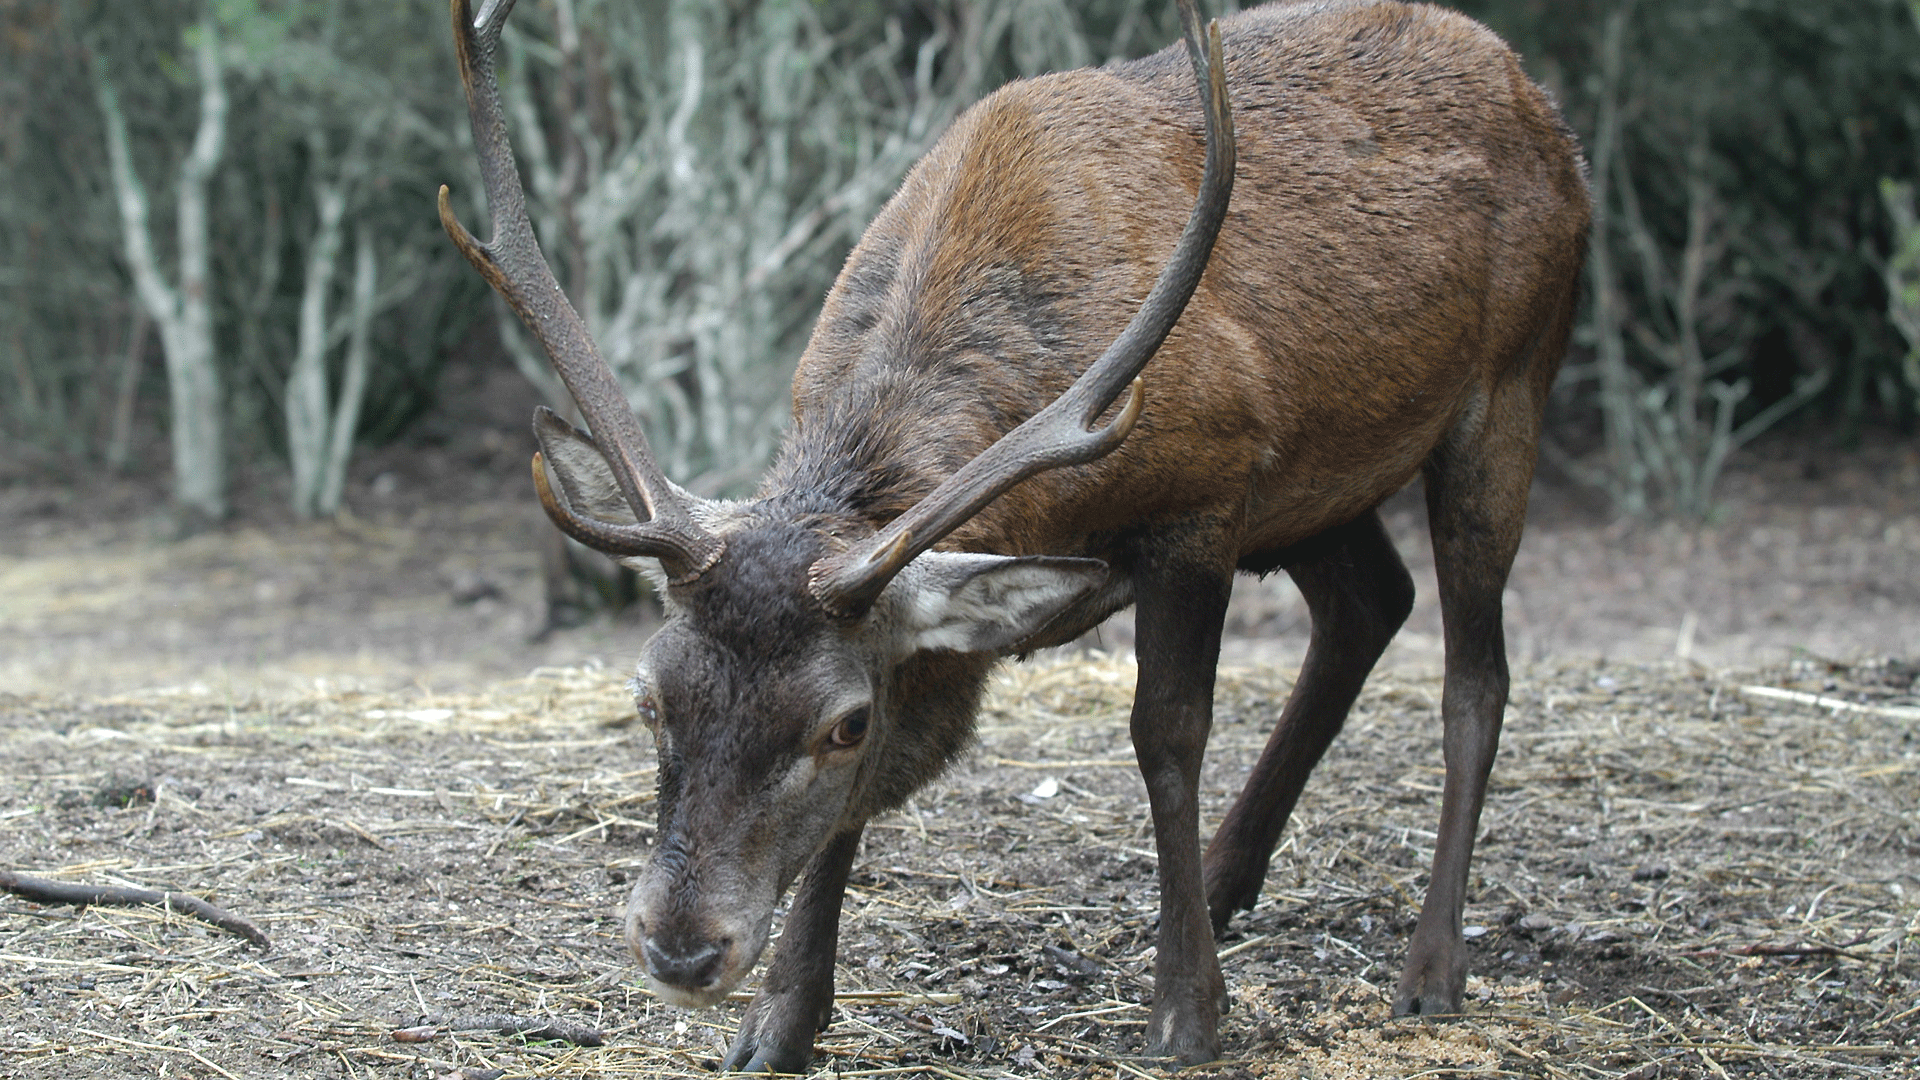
xmin=1 ymin=655 xmax=1915 ymax=1079
xmin=2 ymin=378 xmax=1918 ymax=1078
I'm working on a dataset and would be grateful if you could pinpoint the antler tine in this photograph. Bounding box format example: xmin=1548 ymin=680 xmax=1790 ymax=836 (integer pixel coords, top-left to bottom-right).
xmin=438 ymin=0 xmax=723 ymax=578
xmin=809 ymin=0 xmax=1235 ymax=618
xmin=532 ymin=450 xmax=687 ymax=561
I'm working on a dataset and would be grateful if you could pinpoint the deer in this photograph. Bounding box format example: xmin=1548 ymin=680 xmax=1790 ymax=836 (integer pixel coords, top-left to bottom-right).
xmin=439 ymin=0 xmax=1589 ymax=1069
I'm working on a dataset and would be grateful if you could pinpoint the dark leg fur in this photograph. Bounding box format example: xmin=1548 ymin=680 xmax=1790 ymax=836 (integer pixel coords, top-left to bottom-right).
xmin=1203 ymin=511 xmax=1414 ymax=932
xmin=1128 ymin=546 xmax=1234 ymax=1065
xmin=1392 ymin=390 xmax=1541 ymax=1018
xmin=722 ymin=826 xmax=865 ymax=1074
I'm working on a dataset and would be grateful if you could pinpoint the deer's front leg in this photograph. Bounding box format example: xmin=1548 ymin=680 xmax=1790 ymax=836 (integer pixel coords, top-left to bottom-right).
xmin=1129 ymin=552 xmax=1234 ymax=1065
xmin=721 ymin=825 xmax=864 ymax=1074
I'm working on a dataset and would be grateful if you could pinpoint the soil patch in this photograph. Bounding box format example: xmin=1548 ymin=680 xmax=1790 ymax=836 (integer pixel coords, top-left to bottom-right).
xmin=2 ymin=655 xmax=1915 ymax=1078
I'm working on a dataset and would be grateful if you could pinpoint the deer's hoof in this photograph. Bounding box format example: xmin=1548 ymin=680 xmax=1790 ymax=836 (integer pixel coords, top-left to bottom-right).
xmin=1144 ymin=1024 xmax=1221 ymax=1067
xmin=1391 ymin=941 xmax=1468 ymax=1019
xmin=720 ymin=981 xmax=834 ymax=1074
xmin=1201 ymin=853 xmax=1267 ymax=937
xmin=1143 ymin=981 xmax=1224 ymax=1066
xmin=1391 ymin=987 xmax=1467 ymax=1019
xmin=720 ymin=1038 xmax=813 ymax=1076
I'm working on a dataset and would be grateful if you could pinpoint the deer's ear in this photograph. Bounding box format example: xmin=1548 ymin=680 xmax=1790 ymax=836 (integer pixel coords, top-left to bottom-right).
xmin=896 ymin=553 xmax=1107 ymax=655
xmin=533 ymin=408 xmax=640 ymax=525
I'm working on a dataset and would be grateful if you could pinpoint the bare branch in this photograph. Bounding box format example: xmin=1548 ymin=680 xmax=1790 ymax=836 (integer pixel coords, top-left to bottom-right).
xmin=0 ymin=870 xmax=270 ymax=951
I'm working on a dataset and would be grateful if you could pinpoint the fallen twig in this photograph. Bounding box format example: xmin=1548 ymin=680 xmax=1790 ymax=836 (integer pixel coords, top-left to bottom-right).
xmin=1737 ymin=685 xmax=1920 ymax=721
xmin=1680 ymin=941 xmax=1869 ymax=961
xmin=0 ymin=869 xmax=270 ymax=950
xmin=440 ymin=1014 xmax=606 ymax=1046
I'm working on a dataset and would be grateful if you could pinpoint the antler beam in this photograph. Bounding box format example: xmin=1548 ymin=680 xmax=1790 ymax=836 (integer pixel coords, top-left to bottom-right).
xmin=439 ymin=0 xmax=722 ymax=579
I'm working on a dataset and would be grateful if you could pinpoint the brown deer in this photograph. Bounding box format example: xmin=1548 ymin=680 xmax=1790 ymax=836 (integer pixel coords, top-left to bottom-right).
xmin=440 ymin=0 xmax=1589 ymax=1069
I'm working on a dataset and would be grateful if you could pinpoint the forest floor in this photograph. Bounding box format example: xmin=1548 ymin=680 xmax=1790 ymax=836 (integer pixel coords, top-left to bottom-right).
xmin=0 ymin=656 xmax=1914 ymax=1079
xmin=1 ymin=385 xmax=1918 ymax=1077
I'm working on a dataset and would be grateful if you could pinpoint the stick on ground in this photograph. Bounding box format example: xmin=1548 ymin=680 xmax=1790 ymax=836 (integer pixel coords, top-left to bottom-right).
xmin=0 ymin=869 xmax=271 ymax=950
xmin=444 ymin=1014 xmax=607 ymax=1047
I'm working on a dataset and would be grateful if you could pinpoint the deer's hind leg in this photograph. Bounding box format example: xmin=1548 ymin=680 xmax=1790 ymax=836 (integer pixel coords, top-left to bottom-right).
xmin=1392 ymin=373 xmax=1547 ymax=1018
xmin=1203 ymin=509 xmax=1415 ymax=933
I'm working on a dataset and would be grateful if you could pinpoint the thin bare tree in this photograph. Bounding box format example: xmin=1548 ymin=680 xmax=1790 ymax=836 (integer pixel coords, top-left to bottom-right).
xmin=93 ymin=12 xmax=229 ymax=523
xmin=285 ymin=121 xmax=386 ymax=519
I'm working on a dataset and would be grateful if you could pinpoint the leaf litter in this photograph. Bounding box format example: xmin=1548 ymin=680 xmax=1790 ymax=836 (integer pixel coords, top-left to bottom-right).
xmin=1 ymin=653 xmax=1915 ymax=1078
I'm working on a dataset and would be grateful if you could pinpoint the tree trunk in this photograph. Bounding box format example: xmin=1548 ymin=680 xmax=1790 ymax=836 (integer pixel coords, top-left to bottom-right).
xmin=316 ymin=228 xmax=378 ymax=517
xmin=287 ymin=178 xmax=347 ymax=518
xmin=104 ymin=312 xmax=150 ymax=474
xmin=95 ymin=14 xmax=229 ymax=523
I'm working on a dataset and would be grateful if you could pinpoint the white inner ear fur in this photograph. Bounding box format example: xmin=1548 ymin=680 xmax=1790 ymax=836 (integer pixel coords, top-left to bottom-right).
xmin=538 ymin=429 xmax=639 ymax=524
xmin=896 ymin=553 xmax=1107 ymax=656
xmin=618 ymin=554 xmax=673 ymax=593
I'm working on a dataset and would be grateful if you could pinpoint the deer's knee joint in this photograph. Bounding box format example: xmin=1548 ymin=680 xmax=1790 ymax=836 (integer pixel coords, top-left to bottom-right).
xmin=1375 ymin=558 xmax=1416 ymax=631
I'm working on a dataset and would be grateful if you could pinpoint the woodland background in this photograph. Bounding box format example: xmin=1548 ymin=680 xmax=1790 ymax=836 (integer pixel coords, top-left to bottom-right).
xmin=2 ymin=0 xmax=1919 ymax=530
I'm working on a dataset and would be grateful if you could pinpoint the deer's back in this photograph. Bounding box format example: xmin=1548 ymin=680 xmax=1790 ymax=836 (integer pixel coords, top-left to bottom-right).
xmin=777 ymin=0 xmax=1589 ymax=557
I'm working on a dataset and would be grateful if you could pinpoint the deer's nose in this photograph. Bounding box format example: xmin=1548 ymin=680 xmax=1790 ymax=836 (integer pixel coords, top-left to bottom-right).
xmin=643 ymin=934 xmax=728 ymax=989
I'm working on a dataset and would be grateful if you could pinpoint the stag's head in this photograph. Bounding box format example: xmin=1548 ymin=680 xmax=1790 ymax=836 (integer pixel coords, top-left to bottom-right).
xmin=529 ymin=414 xmax=1113 ymax=1002
xmin=439 ymin=0 xmax=1231 ymax=1005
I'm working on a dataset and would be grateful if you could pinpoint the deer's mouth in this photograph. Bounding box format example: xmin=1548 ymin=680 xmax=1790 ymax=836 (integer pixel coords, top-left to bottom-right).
xmin=640 ymin=943 xmax=749 ymax=1008
xmin=624 ymin=886 xmax=774 ymax=1009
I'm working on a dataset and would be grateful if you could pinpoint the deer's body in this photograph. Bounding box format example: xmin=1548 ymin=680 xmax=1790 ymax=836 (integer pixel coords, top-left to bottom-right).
xmin=444 ymin=0 xmax=1588 ymax=1070
xmin=787 ymin=1 xmax=1581 ymax=570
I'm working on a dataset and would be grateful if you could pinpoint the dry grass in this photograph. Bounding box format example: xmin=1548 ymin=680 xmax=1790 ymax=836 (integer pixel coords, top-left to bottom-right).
xmin=1 ymin=654 xmax=1915 ymax=1078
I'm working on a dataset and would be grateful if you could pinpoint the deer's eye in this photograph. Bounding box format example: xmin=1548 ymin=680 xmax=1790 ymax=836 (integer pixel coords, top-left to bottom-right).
xmin=827 ymin=707 xmax=870 ymax=749
xmin=636 ymin=694 xmax=660 ymax=728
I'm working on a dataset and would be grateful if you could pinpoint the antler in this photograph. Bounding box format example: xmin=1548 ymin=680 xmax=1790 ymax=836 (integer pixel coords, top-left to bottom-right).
xmin=438 ymin=0 xmax=723 ymax=581
xmin=808 ymin=0 xmax=1236 ymax=618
